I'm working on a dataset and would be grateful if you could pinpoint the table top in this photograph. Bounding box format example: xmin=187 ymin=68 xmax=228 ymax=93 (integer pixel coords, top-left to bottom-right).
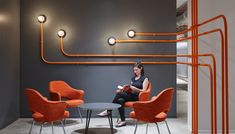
xmin=80 ymin=102 xmax=121 ymax=110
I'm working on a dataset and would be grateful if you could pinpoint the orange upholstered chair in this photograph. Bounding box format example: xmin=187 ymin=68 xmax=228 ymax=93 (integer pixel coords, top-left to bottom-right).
xmin=124 ymin=82 xmax=151 ymax=108
xmin=116 ymin=82 xmax=151 ymax=122
xmin=129 ymin=88 xmax=174 ymax=134
xmin=49 ymin=80 xmax=84 ymax=122
xmin=25 ymin=88 xmax=69 ymax=134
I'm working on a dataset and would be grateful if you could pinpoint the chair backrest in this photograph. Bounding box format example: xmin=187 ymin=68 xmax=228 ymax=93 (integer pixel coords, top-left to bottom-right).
xmin=138 ymin=81 xmax=151 ymax=101
xmin=133 ymin=87 xmax=174 ymax=122
xmin=49 ymin=80 xmax=74 ymax=98
xmin=25 ymin=88 xmax=67 ymax=122
xmin=154 ymin=88 xmax=174 ymax=114
xmin=25 ymin=88 xmax=47 ymax=113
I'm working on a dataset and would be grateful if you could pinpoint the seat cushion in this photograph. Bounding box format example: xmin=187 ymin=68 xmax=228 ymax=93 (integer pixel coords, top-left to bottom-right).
xmin=64 ymin=110 xmax=70 ymax=118
xmin=64 ymin=100 xmax=84 ymax=107
xmin=153 ymin=112 xmax=167 ymax=122
xmin=32 ymin=112 xmax=45 ymax=122
xmin=129 ymin=111 xmax=167 ymax=122
xmin=32 ymin=111 xmax=70 ymax=122
xmin=129 ymin=111 xmax=136 ymax=118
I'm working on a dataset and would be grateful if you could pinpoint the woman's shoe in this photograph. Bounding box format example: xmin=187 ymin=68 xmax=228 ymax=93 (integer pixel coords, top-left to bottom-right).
xmin=97 ymin=110 xmax=108 ymax=117
xmin=115 ymin=121 xmax=126 ymax=127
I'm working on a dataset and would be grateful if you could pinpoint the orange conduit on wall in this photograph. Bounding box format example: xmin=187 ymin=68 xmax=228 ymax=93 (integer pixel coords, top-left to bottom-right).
xmin=39 ymin=1 xmax=229 ymax=133
xmin=40 ymin=22 xmax=218 ymax=134
xmin=128 ymin=13 xmax=229 ymax=133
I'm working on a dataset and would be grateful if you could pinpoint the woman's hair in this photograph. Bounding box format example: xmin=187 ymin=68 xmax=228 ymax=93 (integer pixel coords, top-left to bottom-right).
xmin=133 ymin=62 xmax=145 ymax=76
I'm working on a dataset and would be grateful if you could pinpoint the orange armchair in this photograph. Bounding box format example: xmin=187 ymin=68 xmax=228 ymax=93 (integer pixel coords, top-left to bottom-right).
xmin=130 ymin=88 xmax=174 ymax=134
xmin=25 ymin=88 xmax=69 ymax=134
xmin=119 ymin=82 xmax=151 ymax=108
xmin=116 ymin=82 xmax=151 ymax=122
xmin=49 ymin=80 xmax=84 ymax=122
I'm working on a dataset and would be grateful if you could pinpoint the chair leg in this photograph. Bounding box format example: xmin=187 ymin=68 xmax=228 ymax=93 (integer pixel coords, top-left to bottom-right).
xmin=116 ymin=117 xmax=119 ymax=123
xmin=63 ymin=118 xmax=66 ymax=125
xmin=134 ymin=120 xmax=138 ymax=134
xmin=165 ymin=120 xmax=171 ymax=134
xmin=155 ymin=123 xmax=160 ymax=134
xmin=77 ymin=107 xmax=83 ymax=123
xmin=60 ymin=120 xmax=66 ymax=134
xmin=28 ymin=120 xmax=35 ymax=134
xmin=39 ymin=122 xmax=44 ymax=134
xmin=51 ymin=122 xmax=54 ymax=134
xmin=146 ymin=123 xmax=148 ymax=134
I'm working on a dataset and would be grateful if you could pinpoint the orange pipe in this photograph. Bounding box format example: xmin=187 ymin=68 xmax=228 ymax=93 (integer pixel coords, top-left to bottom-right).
xmin=128 ymin=13 xmax=229 ymax=133
xmin=40 ymin=13 xmax=229 ymax=134
xmin=192 ymin=1 xmax=196 ymax=133
xmin=196 ymin=14 xmax=228 ymax=134
xmin=60 ymin=29 xmax=223 ymax=58
xmin=41 ymin=26 xmax=218 ymax=134
xmin=114 ymin=29 xmax=222 ymax=43
xmin=136 ymin=14 xmax=229 ymax=133
xmin=114 ymin=29 xmax=223 ymax=134
xmin=195 ymin=0 xmax=198 ymax=133
xmin=45 ymin=23 xmax=219 ymax=134
xmin=41 ymin=23 xmax=217 ymax=64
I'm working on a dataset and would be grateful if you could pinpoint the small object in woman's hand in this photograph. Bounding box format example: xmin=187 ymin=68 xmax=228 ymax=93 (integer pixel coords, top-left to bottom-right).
xmin=117 ymin=85 xmax=132 ymax=93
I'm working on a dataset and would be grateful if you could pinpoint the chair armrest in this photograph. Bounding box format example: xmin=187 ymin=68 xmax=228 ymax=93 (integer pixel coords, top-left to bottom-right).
xmin=76 ymin=89 xmax=84 ymax=100
xmin=50 ymin=91 xmax=61 ymax=101
xmin=68 ymin=88 xmax=85 ymax=100
xmin=139 ymin=90 xmax=150 ymax=101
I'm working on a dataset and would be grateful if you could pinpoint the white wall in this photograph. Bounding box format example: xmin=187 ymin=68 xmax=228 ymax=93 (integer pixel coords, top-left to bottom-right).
xmin=188 ymin=0 xmax=235 ymax=133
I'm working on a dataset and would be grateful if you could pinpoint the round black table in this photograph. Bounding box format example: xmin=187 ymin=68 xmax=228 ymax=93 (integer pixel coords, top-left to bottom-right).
xmin=80 ymin=103 xmax=121 ymax=134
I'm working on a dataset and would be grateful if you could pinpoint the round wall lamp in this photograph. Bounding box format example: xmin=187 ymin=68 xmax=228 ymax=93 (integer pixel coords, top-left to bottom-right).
xmin=37 ymin=15 xmax=46 ymax=23
xmin=57 ymin=29 xmax=66 ymax=38
xmin=127 ymin=30 xmax=136 ymax=38
xmin=108 ymin=37 xmax=116 ymax=45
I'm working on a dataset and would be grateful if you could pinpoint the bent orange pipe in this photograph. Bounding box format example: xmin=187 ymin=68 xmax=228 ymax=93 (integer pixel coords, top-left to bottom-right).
xmin=115 ymin=28 xmax=222 ymax=43
xmin=134 ymin=14 xmax=228 ymax=133
xmin=40 ymin=13 xmax=229 ymax=134
xmin=134 ymin=14 xmax=229 ymax=133
xmin=60 ymin=28 xmax=222 ymax=58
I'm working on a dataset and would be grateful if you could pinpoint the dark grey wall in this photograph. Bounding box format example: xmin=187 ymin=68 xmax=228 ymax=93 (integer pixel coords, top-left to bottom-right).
xmin=0 ymin=0 xmax=20 ymax=129
xmin=20 ymin=0 xmax=177 ymax=117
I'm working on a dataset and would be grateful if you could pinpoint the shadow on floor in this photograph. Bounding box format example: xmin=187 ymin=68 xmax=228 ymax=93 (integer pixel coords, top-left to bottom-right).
xmin=26 ymin=119 xmax=81 ymax=126
xmin=73 ymin=128 xmax=118 ymax=134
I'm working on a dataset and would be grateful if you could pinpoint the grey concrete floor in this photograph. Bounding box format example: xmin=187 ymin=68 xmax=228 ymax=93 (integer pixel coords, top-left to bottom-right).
xmin=0 ymin=90 xmax=190 ymax=134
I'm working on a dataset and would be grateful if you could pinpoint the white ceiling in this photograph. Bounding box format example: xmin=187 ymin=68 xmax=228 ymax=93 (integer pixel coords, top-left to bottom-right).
xmin=177 ymin=0 xmax=187 ymax=8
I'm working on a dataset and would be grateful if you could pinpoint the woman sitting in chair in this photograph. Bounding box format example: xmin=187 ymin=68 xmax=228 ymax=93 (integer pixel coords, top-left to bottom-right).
xmin=98 ymin=62 xmax=149 ymax=127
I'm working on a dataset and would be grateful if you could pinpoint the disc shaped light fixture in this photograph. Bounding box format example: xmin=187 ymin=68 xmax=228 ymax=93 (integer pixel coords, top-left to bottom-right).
xmin=127 ymin=30 xmax=136 ymax=38
xmin=37 ymin=15 xmax=46 ymax=23
xmin=108 ymin=37 xmax=116 ymax=45
xmin=57 ymin=29 xmax=66 ymax=38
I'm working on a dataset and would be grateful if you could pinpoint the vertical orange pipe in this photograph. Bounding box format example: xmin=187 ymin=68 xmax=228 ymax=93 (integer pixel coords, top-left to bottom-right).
xmin=224 ymin=16 xmax=229 ymax=134
xmin=195 ymin=0 xmax=199 ymax=133
xmin=191 ymin=0 xmax=194 ymax=133
xmin=192 ymin=0 xmax=196 ymax=133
